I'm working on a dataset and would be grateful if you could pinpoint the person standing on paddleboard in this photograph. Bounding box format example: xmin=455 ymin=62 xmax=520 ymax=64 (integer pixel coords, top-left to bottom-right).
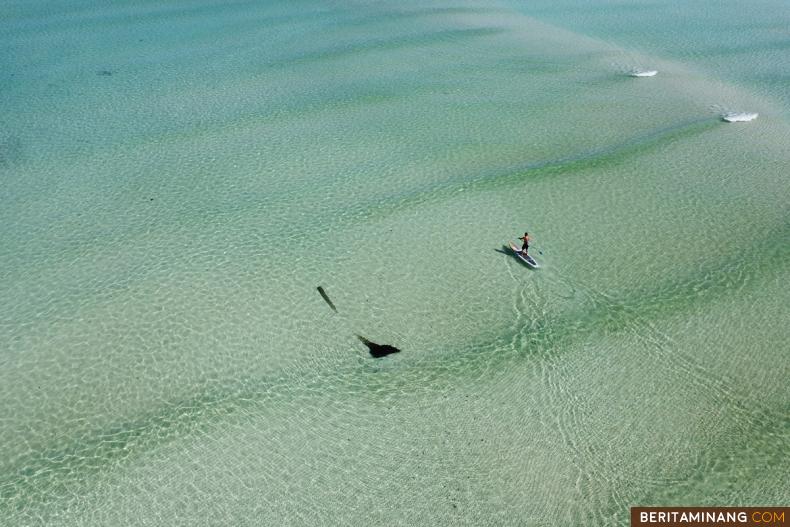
xmin=519 ymin=232 xmax=532 ymax=256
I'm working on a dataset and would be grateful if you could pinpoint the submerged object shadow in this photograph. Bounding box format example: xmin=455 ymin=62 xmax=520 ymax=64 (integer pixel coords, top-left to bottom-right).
xmin=317 ymin=285 xmax=401 ymax=358
xmin=356 ymin=335 xmax=401 ymax=358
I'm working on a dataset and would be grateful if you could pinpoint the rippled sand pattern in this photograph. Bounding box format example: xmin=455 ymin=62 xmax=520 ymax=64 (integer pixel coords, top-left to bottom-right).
xmin=1 ymin=0 xmax=788 ymax=525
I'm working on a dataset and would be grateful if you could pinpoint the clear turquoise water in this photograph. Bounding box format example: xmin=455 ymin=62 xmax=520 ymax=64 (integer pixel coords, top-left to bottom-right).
xmin=1 ymin=1 xmax=788 ymax=525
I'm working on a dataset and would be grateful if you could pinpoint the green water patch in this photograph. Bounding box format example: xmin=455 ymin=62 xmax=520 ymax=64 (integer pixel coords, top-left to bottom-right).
xmin=264 ymin=27 xmax=507 ymax=69
xmin=2 ymin=1 xmax=788 ymax=521
xmin=0 ymin=113 xmax=716 ymax=288
xmin=691 ymin=38 xmax=790 ymax=59
xmin=341 ymin=6 xmax=513 ymax=28
xmin=607 ymin=407 xmax=790 ymax=514
xmin=0 ymin=134 xmax=24 ymax=169
xmin=94 ymin=76 xmax=446 ymax=156
xmin=550 ymin=221 xmax=788 ymax=400
xmin=3 ymin=0 xmax=277 ymax=36
xmin=327 ymin=116 xmax=720 ymax=227
xmin=485 ymin=53 xmax=606 ymax=75
xmin=2 ymin=214 xmax=785 ymax=517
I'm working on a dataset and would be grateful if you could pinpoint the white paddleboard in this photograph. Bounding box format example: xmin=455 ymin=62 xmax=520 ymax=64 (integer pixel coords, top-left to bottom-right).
xmin=509 ymin=242 xmax=539 ymax=268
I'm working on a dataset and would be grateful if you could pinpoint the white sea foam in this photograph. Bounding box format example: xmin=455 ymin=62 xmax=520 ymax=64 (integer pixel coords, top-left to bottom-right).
xmin=722 ymin=111 xmax=758 ymax=122
xmin=629 ymin=69 xmax=658 ymax=77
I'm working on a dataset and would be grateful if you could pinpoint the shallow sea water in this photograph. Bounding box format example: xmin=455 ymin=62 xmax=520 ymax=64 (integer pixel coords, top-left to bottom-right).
xmin=1 ymin=0 xmax=788 ymax=525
